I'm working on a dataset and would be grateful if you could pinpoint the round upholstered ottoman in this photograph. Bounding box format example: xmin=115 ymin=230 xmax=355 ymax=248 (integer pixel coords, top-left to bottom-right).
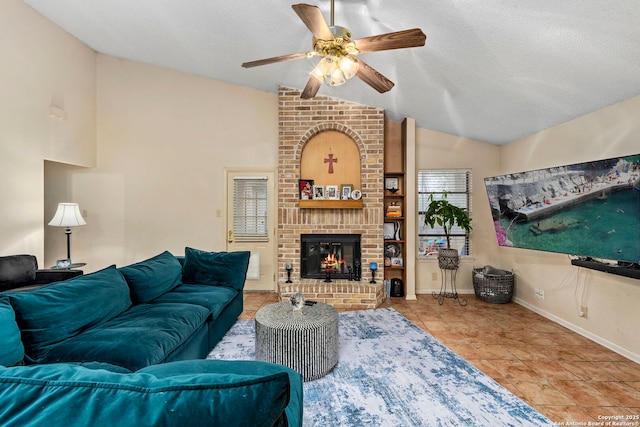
xmin=255 ymin=301 xmax=339 ymax=381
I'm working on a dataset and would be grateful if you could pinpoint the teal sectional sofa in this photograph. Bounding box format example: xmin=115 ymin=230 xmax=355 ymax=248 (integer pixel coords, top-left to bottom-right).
xmin=0 ymin=248 xmax=303 ymax=426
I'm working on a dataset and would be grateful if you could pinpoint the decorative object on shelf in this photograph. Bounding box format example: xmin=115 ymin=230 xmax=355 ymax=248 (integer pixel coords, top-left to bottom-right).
xmin=299 ymin=179 xmax=314 ymax=200
xmin=384 ymin=257 xmax=392 ymax=267
xmin=290 ymin=292 xmax=306 ymax=314
xmin=48 ymin=202 xmax=86 ymax=261
xmin=55 ymin=259 xmax=72 ymax=269
xmin=422 ymin=192 xmax=472 ymax=270
xmin=313 ymin=185 xmax=325 ymax=199
xmin=340 ymin=184 xmax=353 ymax=200
xmin=369 ymin=262 xmax=378 ymax=284
xmin=393 ymin=221 xmax=402 ymax=240
xmin=385 ymin=177 xmax=399 ymax=193
xmin=350 ymin=189 xmax=362 ymax=200
xmin=383 ymin=223 xmax=395 ymax=240
xmin=285 ymin=263 xmax=293 ymax=283
xmin=391 ymin=257 xmax=403 ymax=267
xmin=385 ymin=202 xmax=402 ymax=217
xmin=384 ymin=242 xmax=401 ymax=258
xmin=326 ymin=185 xmax=340 ymax=200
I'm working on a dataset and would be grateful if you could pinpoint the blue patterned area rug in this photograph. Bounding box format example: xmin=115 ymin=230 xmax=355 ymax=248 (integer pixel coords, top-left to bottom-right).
xmin=208 ymin=307 xmax=554 ymax=427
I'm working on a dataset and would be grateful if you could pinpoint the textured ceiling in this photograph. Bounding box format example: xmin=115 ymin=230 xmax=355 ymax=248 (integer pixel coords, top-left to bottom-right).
xmin=22 ymin=0 xmax=640 ymax=145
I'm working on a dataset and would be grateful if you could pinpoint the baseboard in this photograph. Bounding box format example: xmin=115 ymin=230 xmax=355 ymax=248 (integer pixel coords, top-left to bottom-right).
xmin=513 ymin=297 xmax=640 ymax=364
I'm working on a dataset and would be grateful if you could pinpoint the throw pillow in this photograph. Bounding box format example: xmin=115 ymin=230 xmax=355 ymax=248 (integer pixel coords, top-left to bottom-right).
xmin=182 ymin=247 xmax=250 ymax=291
xmin=119 ymin=251 xmax=182 ymax=303
xmin=0 ymin=297 xmax=24 ymax=366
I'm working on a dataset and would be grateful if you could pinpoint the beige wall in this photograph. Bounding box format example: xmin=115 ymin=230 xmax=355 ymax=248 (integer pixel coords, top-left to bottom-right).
xmin=0 ymin=0 xmax=96 ymax=262
xmin=499 ymin=95 xmax=640 ymax=360
xmin=414 ymin=130 xmax=502 ymax=294
xmin=69 ymin=56 xmax=278 ymax=270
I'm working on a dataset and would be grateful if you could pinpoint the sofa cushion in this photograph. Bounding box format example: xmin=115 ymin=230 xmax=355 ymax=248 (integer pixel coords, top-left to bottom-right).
xmin=41 ymin=303 xmax=211 ymax=371
xmin=118 ymin=251 xmax=182 ymax=303
xmin=0 ymin=297 xmax=24 ymax=366
xmin=7 ymin=265 xmax=132 ymax=362
xmin=182 ymin=247 xmax=250 ymax=291
xmin=152 ymin=284 xmax=238 ymax=319
xmin=0 ymin=360 xmax=294 ymax=427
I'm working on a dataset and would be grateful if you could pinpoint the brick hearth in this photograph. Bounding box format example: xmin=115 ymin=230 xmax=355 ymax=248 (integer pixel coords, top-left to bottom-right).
xmin=277 ymin=86 xmax=385 ymax=309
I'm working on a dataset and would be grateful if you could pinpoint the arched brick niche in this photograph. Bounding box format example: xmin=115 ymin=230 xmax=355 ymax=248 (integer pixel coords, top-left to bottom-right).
xmin=300 ymin=130 xmax=362 ymax=196
xmin=278 ymin=86 xmax=385 ymax=309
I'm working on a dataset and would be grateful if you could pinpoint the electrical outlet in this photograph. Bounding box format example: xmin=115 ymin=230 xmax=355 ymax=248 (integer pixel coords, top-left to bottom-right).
xmin=431 ymin=272 xmax=438 ymax=281
xmin=535 ymin=288 xmax=540 ymax=298
xmin=579 ymin=306 xmax=588 ymax=317
xmin=535 ymin=288 xmax=545 ymax=299
xmin=539 ymin=289 xmax=544 ymax=299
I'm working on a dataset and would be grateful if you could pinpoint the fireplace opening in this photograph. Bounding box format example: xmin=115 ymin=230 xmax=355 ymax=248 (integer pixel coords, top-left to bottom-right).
xmin=301 ymin=234 xmax=362 ymax=280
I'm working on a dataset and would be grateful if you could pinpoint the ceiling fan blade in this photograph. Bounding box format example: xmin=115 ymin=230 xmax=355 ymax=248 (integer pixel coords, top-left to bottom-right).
xmin=354 ymin=28 xmax=426 ymax=53
xmin=355 ymin=59 xmax=395 ymax=94
xmin=242 ymin=52 xmax=309 ymax=68
xmin=292 ymin=4 xmax=334 ymax=40
xmin=300 ymin=76 xmax=322 ymax=99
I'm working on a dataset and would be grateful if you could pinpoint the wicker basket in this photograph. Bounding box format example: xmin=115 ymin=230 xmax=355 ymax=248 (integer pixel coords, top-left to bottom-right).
xmin=472 ymin=267 xmax=514 ymax=304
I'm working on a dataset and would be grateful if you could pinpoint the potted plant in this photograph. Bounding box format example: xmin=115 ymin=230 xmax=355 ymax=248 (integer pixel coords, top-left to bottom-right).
xmin=423 ymin=192 xmax=472 ymax=270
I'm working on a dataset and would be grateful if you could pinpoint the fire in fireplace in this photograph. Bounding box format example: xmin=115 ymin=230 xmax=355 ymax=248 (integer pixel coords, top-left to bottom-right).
xmin=301 ymin=234 xmax=362 ymax=280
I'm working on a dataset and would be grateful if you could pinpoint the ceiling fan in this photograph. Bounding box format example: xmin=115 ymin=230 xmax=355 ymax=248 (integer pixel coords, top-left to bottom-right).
xmin=241 ymin=2 xmax=426 ymax=99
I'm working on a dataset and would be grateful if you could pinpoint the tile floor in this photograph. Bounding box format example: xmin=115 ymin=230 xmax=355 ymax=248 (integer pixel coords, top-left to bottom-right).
xmin=242 ymin=291 xmax=640 ymax=425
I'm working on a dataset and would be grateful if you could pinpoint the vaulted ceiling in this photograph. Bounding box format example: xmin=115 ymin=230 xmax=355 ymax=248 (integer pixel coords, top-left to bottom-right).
xmin=22 ymin=0 xmax=640 ymax=145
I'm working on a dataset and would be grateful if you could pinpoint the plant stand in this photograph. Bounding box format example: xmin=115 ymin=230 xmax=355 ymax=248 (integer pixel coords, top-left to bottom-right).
xmin=433 ymin=267 xmax=467 ymax=306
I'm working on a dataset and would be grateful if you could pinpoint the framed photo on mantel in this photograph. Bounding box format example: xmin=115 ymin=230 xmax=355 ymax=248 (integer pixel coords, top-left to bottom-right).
xmin=299 ymin=179 xmax=314 ymax=200
xmin=326 ymin=185 xmax=340 ymax=200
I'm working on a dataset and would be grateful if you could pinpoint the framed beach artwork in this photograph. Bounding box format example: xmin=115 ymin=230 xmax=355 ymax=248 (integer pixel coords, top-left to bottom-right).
xmin=484 ymin=154 xmax=640 ymax=263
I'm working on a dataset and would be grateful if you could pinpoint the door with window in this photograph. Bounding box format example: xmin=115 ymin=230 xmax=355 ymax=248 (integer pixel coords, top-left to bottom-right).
xmin=226 ymin=170 xmax=276 ymax=291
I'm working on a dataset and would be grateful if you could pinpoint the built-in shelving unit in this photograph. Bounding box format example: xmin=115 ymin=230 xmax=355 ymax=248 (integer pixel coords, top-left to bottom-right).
xmin=383 ymin=121 xmax=406 ymax=295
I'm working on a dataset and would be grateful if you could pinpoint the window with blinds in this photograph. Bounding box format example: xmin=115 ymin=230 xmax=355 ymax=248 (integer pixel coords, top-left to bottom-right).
xmin=233 ymin=177 xmax=269 ymax=241
xmin=418 ymin=169 xmax=472 ymax=257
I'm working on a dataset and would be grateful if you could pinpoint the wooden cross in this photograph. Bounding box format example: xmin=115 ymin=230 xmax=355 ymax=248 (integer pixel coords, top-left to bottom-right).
xmin=324 ymin=153 xmax=338 ymax=174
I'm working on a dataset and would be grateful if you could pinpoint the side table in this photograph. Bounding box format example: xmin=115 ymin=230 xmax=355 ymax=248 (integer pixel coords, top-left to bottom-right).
xmin=255 ymin=301 xmax=339 ymax=381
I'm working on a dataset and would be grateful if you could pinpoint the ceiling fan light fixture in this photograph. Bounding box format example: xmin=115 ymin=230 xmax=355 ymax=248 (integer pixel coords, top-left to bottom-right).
xmin=310 ymin=54 xmax=359 ymax=86
xmin=310 ymin=55 xmax=333 ymax=82
xmin=339 ymin=55 xmax=359 ymax=80
xmin=329 ymin=65 xmax=346 ymax=86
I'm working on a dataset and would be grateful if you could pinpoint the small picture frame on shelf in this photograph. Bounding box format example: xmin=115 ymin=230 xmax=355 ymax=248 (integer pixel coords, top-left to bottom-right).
xmin=299 ymin=179 xmax=314 ymax=200
xmin=385 ymin=177 xmax=399 ymax=193
xmin=340 ymin=184 xmax=353 ymax=200
xmin=313 ymin=185 xmax=325 ymax=200
xmin=56 ymin=258 xmax=72 ymax=269
xmin=383 ymin=223 xmax=395 ymax=240
xmin=326 ymin=185 xmax=340 ymax=200
xmin=391 ymin=257 xmax=403 ymax=267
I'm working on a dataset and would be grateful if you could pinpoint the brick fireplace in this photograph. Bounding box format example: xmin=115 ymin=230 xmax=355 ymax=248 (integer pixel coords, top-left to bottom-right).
xmin=277 ymin=86 xmax=385 ymax=309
